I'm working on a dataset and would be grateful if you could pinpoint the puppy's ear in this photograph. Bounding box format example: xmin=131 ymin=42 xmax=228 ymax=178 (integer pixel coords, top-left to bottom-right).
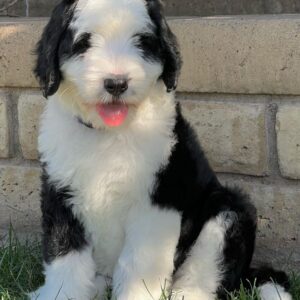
xmin=159 ymin=18 xmax=182 ymax=92
xmin=146 ymin=0 xmax=182 ymax=92
xmin=35 ymin=2 xmax=75 ymax=98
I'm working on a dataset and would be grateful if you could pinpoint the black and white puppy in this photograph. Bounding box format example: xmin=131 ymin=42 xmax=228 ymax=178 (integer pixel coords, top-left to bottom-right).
xmin=30 ymin=0 xmax=292 ymax=299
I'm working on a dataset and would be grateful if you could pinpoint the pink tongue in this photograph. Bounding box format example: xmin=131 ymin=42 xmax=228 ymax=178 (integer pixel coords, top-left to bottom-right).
xmin=96 ymin=103 xmax=128 ymax=127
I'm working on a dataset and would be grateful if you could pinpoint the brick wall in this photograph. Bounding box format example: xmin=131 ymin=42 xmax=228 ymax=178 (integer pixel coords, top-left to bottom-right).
xmin=0 ymin=16 xmax=299 ymax=271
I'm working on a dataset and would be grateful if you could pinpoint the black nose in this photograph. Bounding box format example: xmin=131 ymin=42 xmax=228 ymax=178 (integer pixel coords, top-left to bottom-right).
xmin=104 ymin=78 xmax=128 ymax=96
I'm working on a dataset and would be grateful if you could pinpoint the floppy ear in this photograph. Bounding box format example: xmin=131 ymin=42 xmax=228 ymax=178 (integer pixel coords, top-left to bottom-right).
xmin=146 ymin=0 xmax=182 ymax=92
xmin=34 ymin=1 xmax=75 ymax=98
xmin=159 ymin=18 xmax=182 ymax=92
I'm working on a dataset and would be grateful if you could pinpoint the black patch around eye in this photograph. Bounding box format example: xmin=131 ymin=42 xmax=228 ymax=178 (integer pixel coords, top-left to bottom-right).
xmin=71 ymin=33 xmax=91 ymax=56
xmin=135 ymin=33 xmax=163 ymax=62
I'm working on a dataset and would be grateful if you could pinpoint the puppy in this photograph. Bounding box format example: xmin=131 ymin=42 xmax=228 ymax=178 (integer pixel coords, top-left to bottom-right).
xmin=30 ymin=0 xmax=292 ymax=299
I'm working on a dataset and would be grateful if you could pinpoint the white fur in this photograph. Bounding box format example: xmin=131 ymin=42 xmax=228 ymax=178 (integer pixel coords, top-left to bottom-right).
xmin=28 ymin=248 xmax=97 ymax=300
xmin=38 ymin=78 xmax=178 ymax=288
xmin=94 ymin=274 xmax=111 ymax=299
xmin=72 ymin=0 xmax=151 ymax=38
xmin=113 ymin=205 xmax=181 ymax=300
xmin=37 ymin=90 xmax=180 ymax=299
xmin=259 ymin=283 xmax=292 ymax=300
xmin=172 ymin=212 xmax=235 ymax=300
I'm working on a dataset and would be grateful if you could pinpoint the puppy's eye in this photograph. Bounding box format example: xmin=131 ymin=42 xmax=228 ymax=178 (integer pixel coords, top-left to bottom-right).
xmin=72 ymin=33 xmax=91 ymax=56
xmin=135 ymin=33 xmax=162 ymax=62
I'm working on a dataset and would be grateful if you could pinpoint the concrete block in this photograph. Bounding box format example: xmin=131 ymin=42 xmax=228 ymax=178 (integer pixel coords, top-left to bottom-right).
xmin=0 ymin=166 xmax=41 ymax=233
xmin=220 ymin=176 xmax=300 ymax=272
xmin=276 ymin=105 xmax=300 ymax=179
xmin=181 ymin=100 xmax=268 ymax=176
xmin=0 ymin=18 xmax=45 ymax=88
xmin=171 ymin=15 xmax=300 ymax=95
xmin=5 ymin=0 xmax=60 ymax=17
xmin=18 ymin=92 xmax=46 ymax=160
xmin=0 ymin=93 xmax=9 ymax=158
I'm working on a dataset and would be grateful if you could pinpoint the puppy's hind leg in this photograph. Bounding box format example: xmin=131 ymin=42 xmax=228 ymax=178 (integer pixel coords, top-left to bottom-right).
xmin=172 ymin=187 xmax=257 ymax=300
xmin=172 ymin=212 xmax=233 ymax=300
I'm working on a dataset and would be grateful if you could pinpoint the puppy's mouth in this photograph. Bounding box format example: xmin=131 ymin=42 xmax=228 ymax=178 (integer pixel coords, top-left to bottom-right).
xmin=96 ymin=101 xmax=128 ymax=127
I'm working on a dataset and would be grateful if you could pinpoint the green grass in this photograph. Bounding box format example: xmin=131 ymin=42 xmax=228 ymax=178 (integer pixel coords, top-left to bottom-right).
xmin=0 ymin=229 xmax=44 ymax=300
xmin=0 ymin=230 xmax=299 ymax=300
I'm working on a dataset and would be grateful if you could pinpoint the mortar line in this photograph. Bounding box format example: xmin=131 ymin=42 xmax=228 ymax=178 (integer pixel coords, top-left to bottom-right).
xmin=5 ymin=92 xmax=17 ymax=159
xmin=176 ymin=92 xmax=300 ymax=104
xmin=0 ymin=158 xmax=40 ymax=168
xmin=8 ymin=91 xmax=23 ymax=160
xmin=265 ymin=99 xmax=282 ymax=178
xmin=217 ymin=172 xmax=300 ymax=187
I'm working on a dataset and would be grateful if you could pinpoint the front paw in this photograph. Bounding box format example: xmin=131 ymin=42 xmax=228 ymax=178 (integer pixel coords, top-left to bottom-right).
xmin=28 ymin=285 xmax=88 ymax=300
xmin=28 ymin=286 xmax=68 ymax=300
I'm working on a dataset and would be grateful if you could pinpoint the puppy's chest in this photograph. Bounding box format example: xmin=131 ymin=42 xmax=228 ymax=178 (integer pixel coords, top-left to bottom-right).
xmin=71 ymin=156 xmax=144 ymax=274
xmin=43 ymin=125 xmax=174 ymax=274
xmin=74 ymin=139 xmax=171 ymax=273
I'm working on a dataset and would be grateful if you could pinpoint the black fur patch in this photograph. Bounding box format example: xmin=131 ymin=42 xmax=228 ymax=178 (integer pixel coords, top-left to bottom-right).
xmin=71 ymin=33 xmax=92 ymax=56
xmin=35 ymin=0 xmax=91 ymax=98
xmin=245 ymin=266 xmax=290 ymax=290
xmin=40 ymin=166 xmax=87 ymax=263
xmin=145 ymin=0 xmax=182 ymax=92
xmin=151 ymin=104 xmax=258 ymax=293
xmin=135 ymin=33 xmax=162 ymax=62
xmin=35 ymin=1 xmax=76 ymax=97
xmin=216 ymin=190 xmax=257 ymax=297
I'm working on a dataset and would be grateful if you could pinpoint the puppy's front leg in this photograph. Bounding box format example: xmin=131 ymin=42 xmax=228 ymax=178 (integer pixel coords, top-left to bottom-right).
xmin=113 ymin=205 xmax=181 ymax=300
xmin=29 ymin=171 xmax=98 ymax=300
xmin=29 ymin=247 xmax=96 ymax=300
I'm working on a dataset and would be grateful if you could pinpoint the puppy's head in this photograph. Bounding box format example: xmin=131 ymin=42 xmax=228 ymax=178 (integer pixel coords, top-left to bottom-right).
xmin=35 ymin=0 xmax=181 ymax=129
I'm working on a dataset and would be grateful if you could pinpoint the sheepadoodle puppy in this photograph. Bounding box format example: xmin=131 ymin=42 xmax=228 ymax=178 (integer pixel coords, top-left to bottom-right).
xmin=30 ymin=0 xmax=292 ymax=299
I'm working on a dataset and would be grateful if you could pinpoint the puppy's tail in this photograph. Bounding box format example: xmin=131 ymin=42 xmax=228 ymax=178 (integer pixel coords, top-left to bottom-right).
xmin=243 ymin=266 xmax=292 ymax=300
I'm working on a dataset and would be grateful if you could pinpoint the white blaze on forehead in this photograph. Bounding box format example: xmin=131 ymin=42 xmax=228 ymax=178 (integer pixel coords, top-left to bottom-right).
xmin=71 ymin=0 xmax=152 ymax=38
